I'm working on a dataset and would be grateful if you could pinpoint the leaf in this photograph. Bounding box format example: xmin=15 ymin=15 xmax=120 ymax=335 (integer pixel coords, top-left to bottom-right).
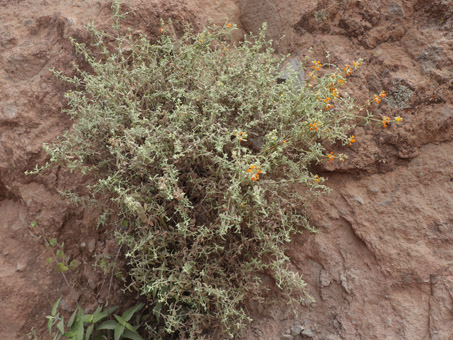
xmin=114 ymin=323 xmax=125 ymax=340
xmin=55 ymin=262 xmax=69 ymax=272
xmin=121 ymin=303 xmax=144 ymax=322
xmin=83 ymin=314 xmax=94 ymax=323
xmin=57 ymin=318 xmax=65 ymax=334
xmin=114 ymin=314 xmax=127 ymax=326
xmin=48 ymin=318 xmax=53 ymax=336
xmin=31 ymin=221 xmax=37 ymax=228
xmin=68 ymin=308 xmax=78 ymax=328
xmin=97 ymin=320 xmax=117 ymax=331
xmin=70 ymin=259 xmax=81 ymax=270
xmin=49 ymin=238 xmax=58 ymax=247
xmin=123 ymin=329 xmax=144 ymax=340
xmin=152 ymin=302 xmax=161 ymax=318
xmin=105 ymin=306 xmax=119 ymax=315
xmin=52 ymin=297 xmax=62 ymax=316
xmin=92 ymin=306 xmax=108 ymax=324
xmin=85 ymin=324 xmax=94 ymax=340
xmin=46 ymin=258 xmax=53 ymax=264
xmin=56 ymin=249 xmax=65 ymax=258
xmin=92 ymin=336 xmax=105 ymax=340
xmin=73 ymin=307 xmax=85 ymax=340
xmin=124 ymin=322 xmax=138 ymax=333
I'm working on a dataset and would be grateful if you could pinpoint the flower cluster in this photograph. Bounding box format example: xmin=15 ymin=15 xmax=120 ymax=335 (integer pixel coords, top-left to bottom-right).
xmin=312 ymin=60 xmax=322 ymax=71
xmin=234 ymin=131 xmax=248 ymax=142
xmin=373 ymin=90 xmax=387 ymax=104
xmin=343 ymin=60 xmax=361 ymax=77
xmin=309 ymin=122 xmax=318 ymax=131
xmin=348 ymin=135 xmax=356 ymax=146
xmin=247 ymin=164 xmax=261 ymax=181
xmin=382 ymin=115 xmax=403 ymax=127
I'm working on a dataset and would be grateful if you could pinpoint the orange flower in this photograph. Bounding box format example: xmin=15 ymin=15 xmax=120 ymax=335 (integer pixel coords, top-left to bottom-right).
xmin=380 ymin=90 xmax=386 ymax=98
xmin=312 ymin=60 xmax=322 ymax=71
xmin=227 ymin=23 xmax=232 ymax=28
xmin=348 ymin=135 xmax=356 ymax=146
xmin=309 ymin=122 xmax=318 ymax=131
xmin=395 ymin=116 xmax=403 ymax=122
xmin=382 ymin=116 xmax=390 ymax=127
xmin=328 ymin=152 xmax=335 ymax=162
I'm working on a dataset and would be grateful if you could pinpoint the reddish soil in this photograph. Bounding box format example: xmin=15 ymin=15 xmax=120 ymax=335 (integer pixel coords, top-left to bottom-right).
xmin=1 ymin=0 xmax=452 ymax=339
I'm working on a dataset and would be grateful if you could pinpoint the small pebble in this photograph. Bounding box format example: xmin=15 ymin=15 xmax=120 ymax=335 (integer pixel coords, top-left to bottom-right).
xmin=88 ymin=239 xmax=96 ymax=253
xmin=301 ymin=328 xmax=314 ymax=338
xmin=291 ymin=324 xmax=304 ymax=336
xmin=16 ymin=261 xmax=27 ymax=272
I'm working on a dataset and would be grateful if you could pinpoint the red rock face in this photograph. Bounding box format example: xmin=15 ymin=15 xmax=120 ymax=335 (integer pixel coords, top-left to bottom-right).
xmin=0 ymin=0 xmax=451 ymax=339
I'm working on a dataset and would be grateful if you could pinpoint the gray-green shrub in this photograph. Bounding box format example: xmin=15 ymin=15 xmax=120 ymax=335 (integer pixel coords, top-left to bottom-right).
xmin=32 ymin=1 xmax=374 ymax=339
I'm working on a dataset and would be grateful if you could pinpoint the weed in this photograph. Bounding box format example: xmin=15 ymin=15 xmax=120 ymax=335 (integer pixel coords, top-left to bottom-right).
xmin=385 ymin=79 xmax=414 ymax=110
xmin=314 ymin=10 xmax=327 ymax=23
xmin=47 ymin=297 xmax=144 ymax=340
xmin=29 ymin=221 xmax=80 ymax=274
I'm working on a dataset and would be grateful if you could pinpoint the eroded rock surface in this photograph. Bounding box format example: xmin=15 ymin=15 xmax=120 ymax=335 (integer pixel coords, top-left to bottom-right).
xmin=0 ymin=0 xmax=452 ymax=339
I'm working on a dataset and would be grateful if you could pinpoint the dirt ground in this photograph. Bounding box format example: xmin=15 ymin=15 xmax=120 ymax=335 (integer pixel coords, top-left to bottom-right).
xmin=0 ymin=0 xmax=452 ymax=339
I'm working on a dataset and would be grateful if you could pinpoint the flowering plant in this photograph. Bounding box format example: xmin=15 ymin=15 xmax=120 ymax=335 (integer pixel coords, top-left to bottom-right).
xmin=30 ymin=2 xmax=401 ymax=338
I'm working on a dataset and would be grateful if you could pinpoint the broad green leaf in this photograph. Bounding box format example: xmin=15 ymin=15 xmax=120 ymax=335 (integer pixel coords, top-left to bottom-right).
xmin=105 ymin=306 xmax=119 ymax=315
xmin=123 ymin=329 xmax=144 ymax=340
xmin=114 ymin=323 xmax=125 ymax=340
xmin=49 ymin=238 xmax=58 ymax=247
xmin=92 ymin=309 xmax=108 ymax=324
xmin=83 ymin=314 xmax=94 ymax=323
xmin=97 ymin=320 xmax=117 ymax=330
xmin=52 ymin=297 xmax=62 ymax=316
xmin=68 ymin=308 xmax=78 ymax=328
xmin=124 ymin=322 xmax=138 ymax=333
xmin=70 ymin=259 xmax=81 ymax=270
xmin=56 ymin=249 xmax=64 ymax=258
xmin=57 ymin=318 xmax=65 ymax=334
xmin=121 ymin=303 xmax=144 ymax=322
xmin=114 ymin=314 xmax=127 ymax=326
xmin=73 ymin=306 xmax=85 ymax=340
xmin=85 ymin=324 xmax=94 ymax=340
xmin=55 ymin=262 xmax=68 ymax=273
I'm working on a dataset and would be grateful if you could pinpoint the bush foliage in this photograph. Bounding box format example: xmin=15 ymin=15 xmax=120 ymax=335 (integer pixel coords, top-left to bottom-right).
xmin=35 ymin=2 xmax=374 ymax=339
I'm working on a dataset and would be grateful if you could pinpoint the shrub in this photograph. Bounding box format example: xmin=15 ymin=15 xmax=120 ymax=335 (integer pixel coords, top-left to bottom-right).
xmin=31 ymin=1 xmax=386 ymax=339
